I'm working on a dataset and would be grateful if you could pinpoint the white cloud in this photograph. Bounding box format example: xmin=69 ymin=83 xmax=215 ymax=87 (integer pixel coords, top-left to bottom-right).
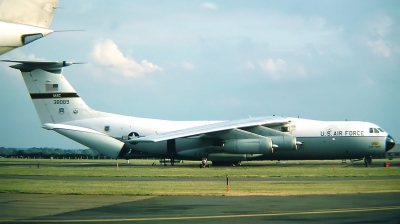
xmin=259 ymin=58 xmax=286 ymax=78
xmin=258 ymin=58 xmax=306 ymax=80
xmin=295 ymin=65 xmax=306 ymax=76
xmin=363 ymin=14 xmax=398 ymax=58
xmin=201 ymin=2 xmax=218 ymax=10
xmin=368 ymin=15 xmax=392 ymax=37
xmin=240 ymin=60 xmax=255 ymax=70
xmin=366 ymin=39 xmax=391 ymax=57
xmin=181 ymin=61 xmax=195 ymax=71
xmin=363 ymin=76 xmax=375 ymax=86
xmin=0 ymin=49 xmax=45 ymax=61
xmin=90 ymin=38 xmax=162 ymax=77
xmin=167 ymin=61 xmax=196 ymax=71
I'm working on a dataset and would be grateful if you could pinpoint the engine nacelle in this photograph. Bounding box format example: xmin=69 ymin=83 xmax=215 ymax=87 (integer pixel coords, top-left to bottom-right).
xmin=223 ymin=138 xmax=273 ymax=154
xmin=270 ymin=135 xmax=297 ymax=152
xmin=177 ymin=146 xmax=213 ymax=158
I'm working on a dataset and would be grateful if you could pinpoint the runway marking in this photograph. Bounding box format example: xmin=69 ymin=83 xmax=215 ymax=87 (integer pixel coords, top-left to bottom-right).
xmin=2 ymin=206 xmax=400 ymax=223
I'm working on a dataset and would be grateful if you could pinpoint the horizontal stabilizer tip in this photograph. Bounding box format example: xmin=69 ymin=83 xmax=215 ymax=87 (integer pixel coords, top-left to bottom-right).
xmin=0 ymin=60 xmax=85 ymax=71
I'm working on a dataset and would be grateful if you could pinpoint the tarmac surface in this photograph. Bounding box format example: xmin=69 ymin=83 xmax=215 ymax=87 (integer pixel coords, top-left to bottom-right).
xmin=0 ymin=192 xmax=399 ymax=223
xmin=1 ymin=160 xmax=399 ymax=223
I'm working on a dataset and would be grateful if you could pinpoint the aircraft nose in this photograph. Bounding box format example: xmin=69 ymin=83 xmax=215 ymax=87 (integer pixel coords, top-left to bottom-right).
xmin=386 ymin=135 xmax=395 ymax=151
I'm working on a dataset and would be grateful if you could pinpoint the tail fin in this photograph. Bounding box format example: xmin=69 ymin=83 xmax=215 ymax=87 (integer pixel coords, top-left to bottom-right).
xmin=3 ymin=60 xmax=100 ymax=124
xmin=0 ymin=0 xmax=59 ymax=28
xmin=3 ymin=60 xmax=126 ymax=159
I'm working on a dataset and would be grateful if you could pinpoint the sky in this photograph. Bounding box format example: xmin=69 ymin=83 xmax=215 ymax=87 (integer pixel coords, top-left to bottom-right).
xmin=0 ymin=0 xmax=399 ymax=149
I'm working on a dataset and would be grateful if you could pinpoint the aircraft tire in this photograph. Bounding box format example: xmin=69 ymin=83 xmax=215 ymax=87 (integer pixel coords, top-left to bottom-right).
xmin=364 ymin=156 xmax=372 ymax=164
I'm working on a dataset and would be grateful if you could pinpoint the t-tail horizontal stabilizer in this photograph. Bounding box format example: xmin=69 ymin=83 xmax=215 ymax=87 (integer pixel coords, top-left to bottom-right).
xmin=1 ymin=60 xmax=85 ymax=72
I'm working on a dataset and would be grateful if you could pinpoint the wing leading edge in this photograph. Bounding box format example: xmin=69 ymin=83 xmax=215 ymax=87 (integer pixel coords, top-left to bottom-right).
xmin=128 ymin=116 xmax=290 ymax=143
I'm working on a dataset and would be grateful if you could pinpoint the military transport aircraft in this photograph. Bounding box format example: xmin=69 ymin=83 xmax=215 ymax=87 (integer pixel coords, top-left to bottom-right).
xmin=1 ymin=60 xmax=396 ymax=166
xmin=0 ymin=0 xmax=59 ymax=55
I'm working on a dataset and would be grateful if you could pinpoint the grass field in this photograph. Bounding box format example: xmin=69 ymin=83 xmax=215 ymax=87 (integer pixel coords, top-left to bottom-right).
xmin=0 ymin=158 xmax=399 ymax=196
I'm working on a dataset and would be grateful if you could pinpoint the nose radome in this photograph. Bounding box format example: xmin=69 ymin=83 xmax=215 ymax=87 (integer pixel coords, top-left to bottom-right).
xmin=386 ymin=135 xmax=395 ymax=151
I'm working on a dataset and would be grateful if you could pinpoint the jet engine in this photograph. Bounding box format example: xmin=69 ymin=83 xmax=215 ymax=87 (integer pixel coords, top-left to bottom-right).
xmin=223 ymin=137 xmax=273 ymax=154
xmin=270 ymin=135 xmax=297 ymax=151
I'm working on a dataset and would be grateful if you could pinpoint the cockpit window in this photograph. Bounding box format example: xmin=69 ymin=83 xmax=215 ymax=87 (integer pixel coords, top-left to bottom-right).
xmin=370 ymin=127 xmax=381 ymax=133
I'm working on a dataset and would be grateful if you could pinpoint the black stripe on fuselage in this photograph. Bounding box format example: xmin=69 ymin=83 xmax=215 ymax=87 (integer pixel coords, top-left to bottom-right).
xmin=30 ymin=93 xmax=80 ymax=99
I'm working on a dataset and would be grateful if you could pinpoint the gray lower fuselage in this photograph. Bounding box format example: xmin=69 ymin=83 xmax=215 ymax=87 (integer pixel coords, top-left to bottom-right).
xmin=123 ymin=135 xmax=387 ymax=161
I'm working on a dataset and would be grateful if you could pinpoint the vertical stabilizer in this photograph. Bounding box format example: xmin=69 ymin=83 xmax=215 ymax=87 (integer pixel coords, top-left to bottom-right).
xmin=4 ymin=60 xmax=98 ymax=124
xmin=3 ymin=60 xmax=127 ymax=159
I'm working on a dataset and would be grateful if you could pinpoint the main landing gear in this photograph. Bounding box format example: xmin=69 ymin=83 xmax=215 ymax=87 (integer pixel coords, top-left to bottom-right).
xmin=350 ymin=156 xmax=373 ymax=165
xmin=364 ymin=156 xmax=372 ymax=165
xmin=159 ymin=158 xmax=178 ymax=166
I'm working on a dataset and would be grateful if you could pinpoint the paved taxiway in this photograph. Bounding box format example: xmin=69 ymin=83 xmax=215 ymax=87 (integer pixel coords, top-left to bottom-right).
xmin=0 ymin=193 xmax=399 ymax=223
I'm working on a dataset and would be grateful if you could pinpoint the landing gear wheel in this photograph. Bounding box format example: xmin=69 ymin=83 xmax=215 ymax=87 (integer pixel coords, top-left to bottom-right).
xmin=364 ymin=156 xmax=372 ymax=164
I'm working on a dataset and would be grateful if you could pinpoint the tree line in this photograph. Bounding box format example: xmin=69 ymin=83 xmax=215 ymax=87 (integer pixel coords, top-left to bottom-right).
xmin=0 ymin=147 xmax=107 ymax=159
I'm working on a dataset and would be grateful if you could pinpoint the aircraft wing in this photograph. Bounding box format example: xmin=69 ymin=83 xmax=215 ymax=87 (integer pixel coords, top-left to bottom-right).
xmin=129 ymin=116 xmax=290 ymax=143
xmin=0 ymin=0 xmax=59 ymax=28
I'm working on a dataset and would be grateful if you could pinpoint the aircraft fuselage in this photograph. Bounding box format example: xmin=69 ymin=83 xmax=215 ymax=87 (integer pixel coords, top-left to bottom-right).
xmin=64 ymin=116 xmax=392 ymax=161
